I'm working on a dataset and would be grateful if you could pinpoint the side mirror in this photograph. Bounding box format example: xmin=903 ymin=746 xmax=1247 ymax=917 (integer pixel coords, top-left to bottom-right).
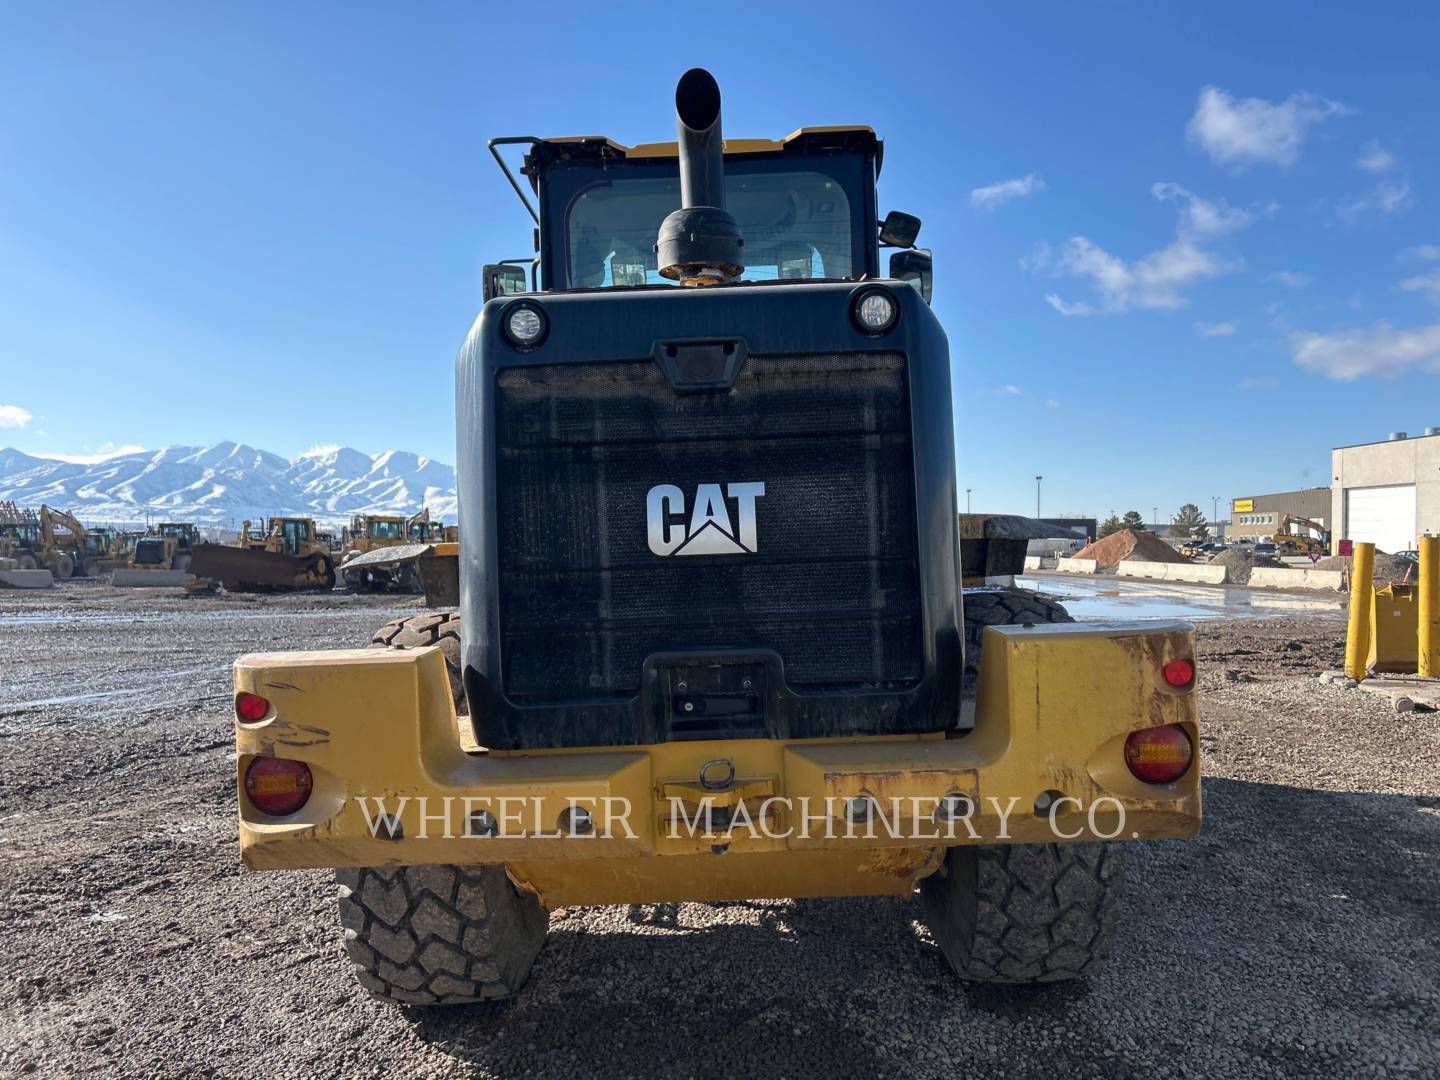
xmin=890 ymin=248 xmax=933 ymax=304
xmin=879 ymin=210 xmax=922 ymax=248
xmin=482 ymin=263 xmax=528 ymax=301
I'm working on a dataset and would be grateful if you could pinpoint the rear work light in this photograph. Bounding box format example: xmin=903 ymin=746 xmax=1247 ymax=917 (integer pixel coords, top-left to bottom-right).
xmin=235 ymin=692 xmax=271 ymax=722
xmin=244 ymin=756 xmax=313 ymax=816
xmin=1162 ymin=658 xmax=1196 ymax=688
xmin=1124 ymin=724 xmax=1194 ymax=785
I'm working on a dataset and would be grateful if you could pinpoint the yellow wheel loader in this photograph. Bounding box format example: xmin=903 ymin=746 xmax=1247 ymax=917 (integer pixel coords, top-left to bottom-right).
xmin=190 ymin=516 xmax=335 ymax=592
xmin=229 ymin=70 xmax=1201 ymax=1005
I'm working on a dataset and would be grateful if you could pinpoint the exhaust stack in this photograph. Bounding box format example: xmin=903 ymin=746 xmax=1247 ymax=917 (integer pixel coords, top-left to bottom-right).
xmin=656 ymin=68 xmax=744 ymax=286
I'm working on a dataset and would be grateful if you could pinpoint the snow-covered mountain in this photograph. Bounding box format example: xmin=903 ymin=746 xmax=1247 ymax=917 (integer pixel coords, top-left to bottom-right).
xmin=0 ymin=442 xmax=457 ymax=527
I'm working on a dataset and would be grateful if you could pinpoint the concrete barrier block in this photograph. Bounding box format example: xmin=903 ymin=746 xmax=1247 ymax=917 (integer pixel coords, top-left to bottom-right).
xmin=1303 ymin=570 xmax=1345 ymax=591
xmin=1116 ymin=560 xmax=1170 ymax=580
xmin=0 ymin=569 xmax=55 ymax=589
xmin=111 ymin=569 xmax=196 ymax=588
xmin=1247 ymin=567 xmax=1344 ymax=590
xmin=1023 ymin=556 xmax=1042 ymax=571
xmin=1167 ymin=564 xmax=1229 ymax=585
xmin=1056 ymin=558 xmax=1099 ymax=574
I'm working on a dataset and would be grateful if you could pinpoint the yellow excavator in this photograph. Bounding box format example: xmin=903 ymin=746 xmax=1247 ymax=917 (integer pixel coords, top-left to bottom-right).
xmin=189 ymin=516 xmax=336 ymax=591
xmin=1272 ymin=514 xmax=1329 ymax=556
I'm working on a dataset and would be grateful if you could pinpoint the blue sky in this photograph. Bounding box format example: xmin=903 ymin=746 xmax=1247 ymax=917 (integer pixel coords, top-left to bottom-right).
xmin=2 ymin=2 xmax=1438 ymax=520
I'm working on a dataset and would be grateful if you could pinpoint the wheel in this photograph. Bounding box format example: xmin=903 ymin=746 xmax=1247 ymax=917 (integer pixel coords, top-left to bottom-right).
xmin=962 ymin=586 xmax=1072 ymax=692
xmin=173 ymin=553 xmax=191 ymax=572
xmin=370 ymin=612 xmax=464 ymax=713
xmin=336 ymin=865 xmax=548 ymax=1005
xmin=920 ymin=843 xmax=1125 ymax=983
xmin=52 ymin=552 xmax=74 ymax=580
xmin=927 ymin=587 xmax=1121 ymax=984
xmin=17 ymin=553 xmax=38 ymax=571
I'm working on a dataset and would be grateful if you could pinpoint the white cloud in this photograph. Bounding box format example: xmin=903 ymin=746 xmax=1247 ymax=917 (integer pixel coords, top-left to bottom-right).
xmin=0 ymin=404 xmax=33 ymax=429
xmin=1400 ymin=272 xmax=1440 ymax=302
xmin=1291 ymin=322 xmax=1440 ymax=379
xmin=301 ymin=443 xmax=343 ymax=458
xmin=34 ymin=443 xmax=146 ymax=464
xmin=970 ymin=174 xmax=1046 ymax=211
xmin=1196 ymin=321 xmax=1236 ymax=337
xmin=1018 ymin=242 xmax=1052 ymax=273
xmin=1045 ymin=398 xmax=1060 ymax=409
xmin=1403 ymin=244 xmax=1440 ymax=262
xmin=995 ymin=384 xmax=1022 ymax=396
xmin=1267 ymin=270 xmax=1311 ymax=288
xmin=1356 ymin=140 xmax=1398 ymax=173
xmin=1041 ymin=182 xmax=1253 ymax=316
xmin=1340 ymin=182 xmax=1413 ymax=219
xmin=1151 ymin=182 xmax=1253 ymax=235
xmin=1187 ymin=86 xmax=1349 ymax=168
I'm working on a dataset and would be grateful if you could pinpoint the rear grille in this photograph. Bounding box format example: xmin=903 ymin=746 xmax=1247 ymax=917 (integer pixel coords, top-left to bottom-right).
xmin=495 ymin=352 xmax=922 ymax=703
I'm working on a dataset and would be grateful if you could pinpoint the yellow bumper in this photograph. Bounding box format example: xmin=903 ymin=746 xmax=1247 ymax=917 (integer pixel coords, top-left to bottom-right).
xmin=233 ymin=621 xmax=1200 ymax=905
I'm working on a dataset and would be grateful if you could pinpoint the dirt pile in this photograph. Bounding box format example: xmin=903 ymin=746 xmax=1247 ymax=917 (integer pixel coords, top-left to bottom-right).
xmin=1209 ymin=548 xmax=1284 ymax=585
xmin=1313 ymin=552 xmax=1417 ymax=585
xmin=1071 ymin=529 xmax=1188 ymax=569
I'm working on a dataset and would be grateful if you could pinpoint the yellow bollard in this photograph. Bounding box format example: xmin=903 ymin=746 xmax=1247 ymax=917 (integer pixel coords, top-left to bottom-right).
xmin=1420 ymin=536 xmax=1439 ymax=678
xmin=1344 ymin=542 xmax=1375 ymax=681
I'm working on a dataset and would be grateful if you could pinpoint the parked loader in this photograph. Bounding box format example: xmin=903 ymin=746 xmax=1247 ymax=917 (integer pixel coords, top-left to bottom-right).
xmin=228 ymin=70 xmax=1201 ymax=1006
xmin=191 ymin=516 xmax=335 ymax=591
xmin=338 ymin=510 xmax=439 ymax=592
xmin=39 ymin=505 xmax=110 ymax=577
xmin=2 ymin=501 xmax=81 ymax=578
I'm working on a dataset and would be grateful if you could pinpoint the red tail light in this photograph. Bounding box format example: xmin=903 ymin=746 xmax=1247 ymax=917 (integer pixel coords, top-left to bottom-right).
xmin=1162 ymin=658 xmax=1195 ymax=688
xmin=1125 ymin=724 xmax=1193 ymax=784
xmin=244 ymin=756 xmax=312 ymax=816
xmin=235 ymin=692 xmax=271 ymax=722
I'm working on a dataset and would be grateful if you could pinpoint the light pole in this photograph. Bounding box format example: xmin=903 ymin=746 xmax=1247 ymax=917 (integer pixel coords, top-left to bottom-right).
xmin=1035 ymin=476 xmax=1043 ymax=519
xmin=965 ymin=488 xmax=972 ymax=513
xmin=1212 ymin=496 xmax=1218 ymax=523
xmin=1153 ymin=505 xmax=1158 ymax=532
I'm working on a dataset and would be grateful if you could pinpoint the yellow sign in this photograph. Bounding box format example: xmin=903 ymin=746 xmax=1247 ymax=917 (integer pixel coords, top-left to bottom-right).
xmin=1232 ymin=499 xmax=1254 ymax=513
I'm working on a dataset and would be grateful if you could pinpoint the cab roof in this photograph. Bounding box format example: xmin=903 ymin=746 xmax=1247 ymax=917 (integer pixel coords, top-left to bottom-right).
xmin=521 ymin=126 xmax=883 ymax=186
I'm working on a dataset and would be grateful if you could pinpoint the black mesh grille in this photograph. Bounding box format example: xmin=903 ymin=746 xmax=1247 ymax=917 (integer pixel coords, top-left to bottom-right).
xmin=495 ymin=353 xmax=922 ymax=702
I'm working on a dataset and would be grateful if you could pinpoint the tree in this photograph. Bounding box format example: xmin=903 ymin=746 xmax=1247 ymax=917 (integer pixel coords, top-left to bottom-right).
xmin=1121 ymin=510 xmax=1146 ymax=532
xmin=1171 ymin=503 xmax=1209 ymax=540
xmin=1098 ymin=514 xmax=1123 ymax=538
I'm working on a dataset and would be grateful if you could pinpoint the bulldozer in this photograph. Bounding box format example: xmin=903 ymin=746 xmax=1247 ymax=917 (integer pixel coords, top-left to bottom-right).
xmin=190 ymin=516 xmax=336 ymax=592
xmin=129 ymin=521 xmax=202 ymax=572
xmin=339 ymin=508 xmax=454 ymax=593
xmin=227 ymin=70 xmax=1200 ymax=1005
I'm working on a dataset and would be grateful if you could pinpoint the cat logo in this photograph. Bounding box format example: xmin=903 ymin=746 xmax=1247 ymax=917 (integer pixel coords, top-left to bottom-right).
xmin=647 ymin=482 xmax=765 ymax=557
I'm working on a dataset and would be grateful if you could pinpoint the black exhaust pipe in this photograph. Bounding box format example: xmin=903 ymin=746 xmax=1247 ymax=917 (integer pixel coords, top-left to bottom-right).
xmin=656 ymin=68 xmax=744 ymax=285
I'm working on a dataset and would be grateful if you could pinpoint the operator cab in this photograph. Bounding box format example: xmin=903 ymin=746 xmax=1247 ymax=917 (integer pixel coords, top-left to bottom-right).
xmin=487 ymin=120 xmax=930 ymax=300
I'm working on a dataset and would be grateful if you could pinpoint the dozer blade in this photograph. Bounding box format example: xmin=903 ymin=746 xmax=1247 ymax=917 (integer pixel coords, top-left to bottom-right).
xmin=417 ymin=544 xmax=459 ymax=607
xmin=188 ymin=545 xmax=330 ymax=592
xmin=338 ymin=543 xmax=459 ymax=606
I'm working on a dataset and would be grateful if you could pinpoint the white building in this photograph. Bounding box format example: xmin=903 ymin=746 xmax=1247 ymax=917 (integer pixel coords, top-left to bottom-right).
xmin=1331 ymin=428 xmax=1440 ymax=554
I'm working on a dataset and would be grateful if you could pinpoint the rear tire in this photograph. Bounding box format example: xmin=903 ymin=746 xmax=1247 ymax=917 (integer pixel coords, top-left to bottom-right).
xmin=17 ymin=553 xmax=38 ymax=571
xmin=52 ymin=552 xmax=74 ymax=580
xmin=920 ymin=843 xmax=1125 ymax=983
xmin=337 ymin=865 xmax=548 ymax=1005
xmin=932 ymin=586 xmax=1121 ymax=984
xmin=370 ymin=612 xmax=464 ymax=713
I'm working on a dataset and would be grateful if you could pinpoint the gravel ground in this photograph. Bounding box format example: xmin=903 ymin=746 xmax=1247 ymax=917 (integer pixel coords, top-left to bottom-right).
xmin=1 ymin=584 xmax=1437 ymax=1078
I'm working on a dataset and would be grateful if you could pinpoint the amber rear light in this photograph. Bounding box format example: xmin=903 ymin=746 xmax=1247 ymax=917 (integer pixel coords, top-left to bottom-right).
xmin=1162 ymin=658 xmax=1195 ymax=688
xmin=1124 ymin=724 xmax=1193 ymax=784
xmin=244 ymin=756 xmax=312 ymax=816
xmin=235 ymin=692 xmax=271 ymax=722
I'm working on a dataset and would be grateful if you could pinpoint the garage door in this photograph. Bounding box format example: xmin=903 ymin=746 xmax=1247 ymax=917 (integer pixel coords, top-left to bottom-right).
xmin=1345 ymin=484 xmax=1416 ymax=554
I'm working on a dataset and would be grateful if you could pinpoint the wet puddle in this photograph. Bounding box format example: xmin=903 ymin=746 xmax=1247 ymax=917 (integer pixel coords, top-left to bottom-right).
xmin=1017 ymin=575 xmax=1345 ymax=622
